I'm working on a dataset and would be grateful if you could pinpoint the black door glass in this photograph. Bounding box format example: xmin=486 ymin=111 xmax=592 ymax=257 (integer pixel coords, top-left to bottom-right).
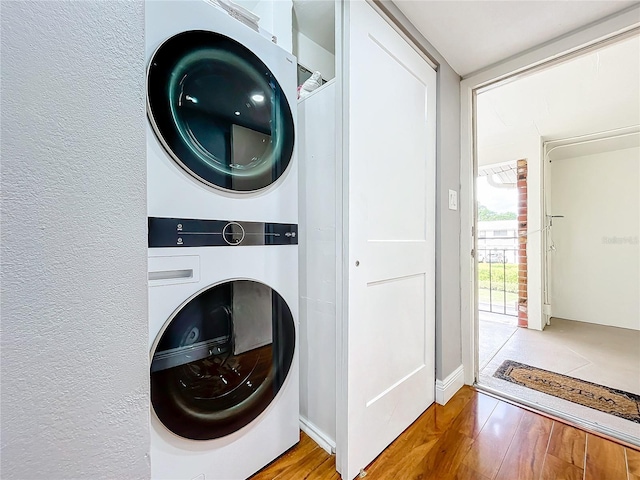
xmin=150 ymin=280 xmax=295 ymax=440
xmin=147 ymin=31 xmax=295 ymax=192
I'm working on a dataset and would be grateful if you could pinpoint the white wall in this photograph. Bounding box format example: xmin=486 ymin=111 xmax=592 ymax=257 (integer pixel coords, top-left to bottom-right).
xmin=525 ymin=139 xmax=544 ymax=331
xmin=298 ymin=83 xmax=337 ymax=450
xmin=251 ymin=0 xmax=293 ymax=52
xmin=294 ymin=30 xmax=336 ymax=81
xmin=0 ymin=2 xmax=149 ymax=479
xmin=550 ymin=146 xmax=640 ymax=330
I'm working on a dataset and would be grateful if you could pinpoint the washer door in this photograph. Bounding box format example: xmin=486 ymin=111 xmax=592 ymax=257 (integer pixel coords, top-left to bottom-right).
xmin=147 ymin=30 xmax=295 ymax=192
xmin=150 ymin=280 xmax=295 ymax=440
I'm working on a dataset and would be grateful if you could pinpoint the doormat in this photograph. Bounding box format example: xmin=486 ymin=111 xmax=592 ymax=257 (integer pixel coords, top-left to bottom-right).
xmin=493 ymin=360 xmax=640 ymax=424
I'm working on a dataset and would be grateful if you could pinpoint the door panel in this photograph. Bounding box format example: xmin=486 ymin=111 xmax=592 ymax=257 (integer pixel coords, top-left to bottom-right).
xmin=364 ymin=274 xmax=427 ymax=402
xmin=341 ymin=2 xmax=437 ymax=478
xmin=366 ymin=242 xmax=427 ymax=282
xmin=362 ymin=38 xmax=428 ymax=243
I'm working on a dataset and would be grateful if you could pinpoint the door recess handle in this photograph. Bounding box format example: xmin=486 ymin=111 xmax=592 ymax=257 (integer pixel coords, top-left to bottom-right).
xmin=149 ymin=269 xmax=193 ymax=281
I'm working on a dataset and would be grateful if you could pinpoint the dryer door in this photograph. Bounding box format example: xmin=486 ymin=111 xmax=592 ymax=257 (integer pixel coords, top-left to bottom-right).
xmin=150 ymin=280 xmax=295 ymax=440
xmin=147 ymin=31 xmax=295 ymax=192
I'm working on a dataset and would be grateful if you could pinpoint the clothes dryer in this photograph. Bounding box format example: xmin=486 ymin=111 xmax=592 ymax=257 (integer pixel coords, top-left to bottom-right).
xmin=147 ymin=1 xmax=297 ymax=223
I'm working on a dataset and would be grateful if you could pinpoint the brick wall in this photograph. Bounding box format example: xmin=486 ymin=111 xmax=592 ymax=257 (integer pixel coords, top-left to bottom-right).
xmin=517 ymin=159 xmax=528 ymax=327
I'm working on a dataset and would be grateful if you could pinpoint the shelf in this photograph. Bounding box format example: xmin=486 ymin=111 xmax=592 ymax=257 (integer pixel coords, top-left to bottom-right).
xmin=297 ymin=78 xmax=336 ymax=103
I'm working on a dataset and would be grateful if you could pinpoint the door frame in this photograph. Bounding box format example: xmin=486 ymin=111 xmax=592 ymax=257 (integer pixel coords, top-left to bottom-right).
xmin=460 ymin=4 xmax=640 ymax=385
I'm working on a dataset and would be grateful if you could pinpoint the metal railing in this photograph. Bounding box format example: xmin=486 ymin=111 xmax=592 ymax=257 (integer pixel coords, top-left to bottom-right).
xmin=477 ymin=237 xmax=519 ymax=317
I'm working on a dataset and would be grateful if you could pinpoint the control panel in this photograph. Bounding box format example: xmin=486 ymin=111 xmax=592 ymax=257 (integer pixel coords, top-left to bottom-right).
xmin=148 ymin=217 xmax=298 ymax=248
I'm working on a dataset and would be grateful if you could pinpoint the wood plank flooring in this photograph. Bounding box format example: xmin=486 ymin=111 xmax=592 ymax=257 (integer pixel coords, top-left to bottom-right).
xmin=250 ymin=386 xmax=640 ymax=480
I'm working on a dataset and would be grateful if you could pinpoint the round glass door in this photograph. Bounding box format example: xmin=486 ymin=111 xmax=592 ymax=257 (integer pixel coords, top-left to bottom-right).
xmin=150 ymin=280 xmax=295 ymax=440
xmin=147 ymin=31 xmax=295 ymax=192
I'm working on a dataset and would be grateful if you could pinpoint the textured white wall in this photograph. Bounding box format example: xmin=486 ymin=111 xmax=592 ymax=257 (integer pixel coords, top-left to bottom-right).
xmin=1 ymin=2 xmax=149 ymax=479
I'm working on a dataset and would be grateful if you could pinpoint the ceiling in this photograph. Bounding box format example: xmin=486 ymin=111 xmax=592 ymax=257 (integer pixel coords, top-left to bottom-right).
xmin=477 ymin=34 xmax=640 ymax=167
xmin=478 ymin=163 xmax=518 ymax=185
xmin=392 ymin=1 xmax=639 ymax=77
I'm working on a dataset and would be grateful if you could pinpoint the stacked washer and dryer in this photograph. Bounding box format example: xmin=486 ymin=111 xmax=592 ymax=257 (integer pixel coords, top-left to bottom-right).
xmin=146 ymin=2 xmax=299 ymax=479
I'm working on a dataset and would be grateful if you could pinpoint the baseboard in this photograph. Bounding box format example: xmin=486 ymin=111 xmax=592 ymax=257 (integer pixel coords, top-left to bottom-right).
xmin=299 ymin=416 xmax=336 ymax=454
xmin=436 ymin=365 xmax=465 ymax=405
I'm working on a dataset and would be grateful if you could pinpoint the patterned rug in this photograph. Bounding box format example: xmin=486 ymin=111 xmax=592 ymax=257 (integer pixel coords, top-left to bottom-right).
xmin=493 ymin=360 xmax=640 ymax=424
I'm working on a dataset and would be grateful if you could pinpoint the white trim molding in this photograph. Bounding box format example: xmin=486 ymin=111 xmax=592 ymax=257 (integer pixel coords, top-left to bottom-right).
xmin=435 ymin=365 xmax=465 ymax=405
xmin=299 ymin=416 xmax=336 ymax=455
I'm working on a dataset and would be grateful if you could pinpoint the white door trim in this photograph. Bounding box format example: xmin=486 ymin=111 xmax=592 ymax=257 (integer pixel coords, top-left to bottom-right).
xmin=460 ymin=6 xmax=640 ymax=386
xmin=335 ymin=0 xmax=348 ymax=474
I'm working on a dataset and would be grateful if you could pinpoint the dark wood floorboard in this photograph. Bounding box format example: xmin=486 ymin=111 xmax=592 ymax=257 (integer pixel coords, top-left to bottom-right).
xmin=546 ymin=422 xmax=586 ymax=468
xmin=584 ymin=434 xmax=627 ymax=480
xmin=250 ymin=386 xmax=640 ymax=480
xmin=460 ymin=400 xmax=524 ymax=478
xmin=540 ymin=454 xmax=584 ymax=480
xmin=625 ymin=448 xmax=640 ymax=477
xmin=494 ymin=410 xmax=553 ymax=480
xmin=628 ymin=447 xmax=640 ymax=480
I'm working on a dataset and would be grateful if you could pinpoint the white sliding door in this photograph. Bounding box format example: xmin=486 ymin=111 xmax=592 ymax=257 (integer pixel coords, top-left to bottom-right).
xmin=338 ymin=1 xmax=436 ymax=478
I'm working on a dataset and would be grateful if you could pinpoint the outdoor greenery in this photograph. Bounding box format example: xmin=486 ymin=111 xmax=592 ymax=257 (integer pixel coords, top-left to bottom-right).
xmin=478 ymin=203 xmax=516 ymax=221
xmin=478 ymin=288 xmax=518 ymax=305
xmin=477 ymin=263 xmax=518 ymax=293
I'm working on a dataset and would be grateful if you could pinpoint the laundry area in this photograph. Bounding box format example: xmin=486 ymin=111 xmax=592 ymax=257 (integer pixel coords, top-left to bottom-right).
xmin=144 ymin=0 xmax=438 ymax=478
xmin=1 ymin=1 xmax=639 ymax=480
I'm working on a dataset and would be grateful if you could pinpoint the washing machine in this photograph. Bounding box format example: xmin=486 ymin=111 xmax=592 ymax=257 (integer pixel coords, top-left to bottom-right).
xmin=148 ymin=217 xmax=299 ymax=479
xmin=146 ymin=0 xmax=297 ymax=223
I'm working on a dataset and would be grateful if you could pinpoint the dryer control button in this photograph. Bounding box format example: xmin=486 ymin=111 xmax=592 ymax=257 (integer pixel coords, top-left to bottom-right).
xmin=222 ymin=222 xmax=245 ymax=245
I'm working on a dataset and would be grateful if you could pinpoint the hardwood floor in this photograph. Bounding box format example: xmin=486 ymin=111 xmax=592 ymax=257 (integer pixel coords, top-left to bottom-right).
xmin=250 ymin=386 xmax=640 ymax=480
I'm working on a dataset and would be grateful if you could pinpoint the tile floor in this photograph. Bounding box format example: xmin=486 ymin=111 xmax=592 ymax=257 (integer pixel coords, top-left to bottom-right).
xmin=478 ymin=313 xmax=640 ymax=441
